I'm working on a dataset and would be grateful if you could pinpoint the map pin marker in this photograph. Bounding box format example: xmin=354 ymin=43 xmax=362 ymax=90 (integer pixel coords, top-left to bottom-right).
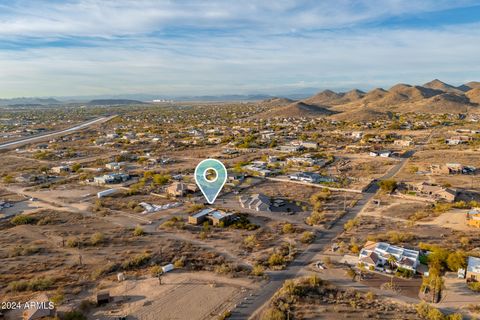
xmin=194 ymin=159 xmax=227 ymax=204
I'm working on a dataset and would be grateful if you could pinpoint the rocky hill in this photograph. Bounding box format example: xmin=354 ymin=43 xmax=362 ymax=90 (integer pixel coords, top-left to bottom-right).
xmin=259 ymin=79 xmax=480 ymax=119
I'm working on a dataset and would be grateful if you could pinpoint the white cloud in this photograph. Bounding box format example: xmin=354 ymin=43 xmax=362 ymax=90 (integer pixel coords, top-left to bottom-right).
xmin=0 ymin=0 xmax=479 ymax=97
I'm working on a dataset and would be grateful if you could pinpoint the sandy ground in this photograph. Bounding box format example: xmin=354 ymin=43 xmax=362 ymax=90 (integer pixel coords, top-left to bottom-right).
xmin=91 ymin=271 xmax=258 ymax=320
xmin=440 ymin=273 xmax=480 ymax=311
xmin=360 ymin=196 xmax=474 ymax=232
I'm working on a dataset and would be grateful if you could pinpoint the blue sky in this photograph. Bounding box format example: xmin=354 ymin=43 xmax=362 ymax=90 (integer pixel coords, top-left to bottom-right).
xmin=0 ymin=0 xmax=480 ymax=98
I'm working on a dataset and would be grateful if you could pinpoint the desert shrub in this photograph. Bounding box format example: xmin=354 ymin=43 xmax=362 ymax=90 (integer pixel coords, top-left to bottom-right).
xmin=469 ymin=282 xmax=480 ymax=292
xmin=8 ymin=281 xmax=28 ymax=292
xmin=90 ymin=232 xmax=105 ymax=245
xmin=9 ymin=245 xmax=40 ymax=257
xmin=3 ymin=175 xmax=15 ymax=183
xmin=37 ymin=216 xmax=54 ymax=225
xmin=229 ymin=215 xmax=258 ymax=230
xmin=9 ymin=277 xmax=54 ymax=292
xmin=365 ymin=291 xmax=375 ymax=301
xmin=305 ymin=211 xmax=324 ymax=226
xmin=282 ymin=223 xmax=294 ymax=234
xmin=10 ymin=215 xmax=36 ymax=225
xmin=152 ymin=174 xmax=170 ymax=185
xmin=173 ymin=258 xmax=184 ymax=268
xmin=251 ymin=264 xmax=265 ymax=276
xmin=66 ymin=237 xmax=81 ymax=248
xmin=214 ymin=263 xmax=232 ymax=274
xmin=92 ymin=263 xmax=118 ymax=280
xmin=133 ymin=225 xmax=145 ymax=236
xmin=243 ymin=235 xmax=258 ymax=249
xmin=300 ymin=231 xmax=315 ymax=244
xmin=29 ymin=277 xmax=54 ymax=291
xmin=343 ymin=218 xmax=359 ymax=231
xmin=268 ymin=253 xmax=286 ymax=267
xmin=122 ymin=252 xmax=151 ymax=270
xmin=150 ymin=265 xmax=162 ymax=277
xmin=160 ymin=217 xmax=185 ymax=229
xmin=63 ymin=310 xmax=87 ymax=320
xmin=218 ymin=310 xmax=232 ymax=320
xmin=51 ymin=289 xmax=64 ymax=305
xmin=261 ymin=307 xmax=286 ymax=320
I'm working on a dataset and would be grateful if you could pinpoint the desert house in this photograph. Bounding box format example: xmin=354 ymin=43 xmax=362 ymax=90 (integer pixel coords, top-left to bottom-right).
xmin=430 ymin=163 xmax=476 ymax=175
xmin=188 ymin=208 xmax=236 ymax=226
xmin=166 ymin=181 xmax=198 ymax=197
xmin=288 ymin=172 xmax=334 ymax=183
xmin=239 ymin=193 xmax=271 ymax=211
xmin=407 ymin=182 xmax=457 ymax=202
xmin=93 ymin=173 xmax=130 ymax=185
xmin=358 ymin=241 xmax=420 ymax=273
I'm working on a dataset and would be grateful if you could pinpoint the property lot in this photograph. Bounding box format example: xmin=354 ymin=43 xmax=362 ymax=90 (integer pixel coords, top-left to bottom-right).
xmin=359 ymin=272 xmax=422 ymax=299
xmin=92 ymin=271 xmax=257 ymax=320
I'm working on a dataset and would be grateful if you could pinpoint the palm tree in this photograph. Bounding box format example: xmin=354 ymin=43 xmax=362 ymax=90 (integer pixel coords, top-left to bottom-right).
xmin=387 ymin=255 xmax=398 ymax=288
xmin=387 ymin=255 xmax=397 ymax=271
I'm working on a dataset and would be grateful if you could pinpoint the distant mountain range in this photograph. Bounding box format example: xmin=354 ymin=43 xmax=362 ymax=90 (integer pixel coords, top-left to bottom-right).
xmin=2 ymin=80 xmax=480 ymax=112
xmin=259 ymin=79 xmax=480 ymax=120
xmin=0 ymin=97 xmax=62 ymax=106
xmin=0 ymin=94 xmax=281 ymax=106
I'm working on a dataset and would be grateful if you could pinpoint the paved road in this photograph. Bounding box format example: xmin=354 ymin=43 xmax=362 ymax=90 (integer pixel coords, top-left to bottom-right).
xmin=0 ymin=115 xmax=116 ymax=150
xmin=229 ymin=150 xmax=415 ymax=319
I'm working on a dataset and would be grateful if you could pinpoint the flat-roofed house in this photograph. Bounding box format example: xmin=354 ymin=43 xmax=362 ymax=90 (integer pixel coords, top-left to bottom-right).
xmin=188 ymin=208 xmax=235 ymax=226
xmin=188 ymin=208 xmax=212 ymax=225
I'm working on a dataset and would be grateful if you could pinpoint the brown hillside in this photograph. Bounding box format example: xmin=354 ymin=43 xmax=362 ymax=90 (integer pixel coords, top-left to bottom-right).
xmin=423 ymin=79 xmax=464 ymax=94
xmin=260 ymin=97 xmax=295 ymax=107
xmin=466 ymin=88 xmax=480 ymax=104
xmin=465 ymin=81 xmax=480 ymax=90
xmin=304 ymin=89 xmax=343 ymax=105
xmin=260 ymin=101 xmax=336 ymax=118
xmin=257 ymin=80 xmax=480 ymax=120
xmin=362 ymin=88 xmax=388 ymax=103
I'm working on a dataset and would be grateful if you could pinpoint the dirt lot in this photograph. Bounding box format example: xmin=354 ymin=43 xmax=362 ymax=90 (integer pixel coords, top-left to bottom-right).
xmin=359 ymin=272 xmax=422 ymax=299
xmin=361 ymin=197 xmax=428 ymax=221
xmin=440 ymin=273 xmax=480 ymax=311
xmin=360 ymin=195 xmax=477 ymax=232
xmin=396 ymin=149 xmax=480 ymax=190
xmin=0 ymin=208 xmax=248 ymax=306
xmin=91 ymin=271 xmax=257 ymax=320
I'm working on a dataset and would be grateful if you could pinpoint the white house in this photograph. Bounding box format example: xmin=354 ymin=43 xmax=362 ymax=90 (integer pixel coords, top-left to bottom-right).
xmin=358 ymin=241 xmax=420 ymax=272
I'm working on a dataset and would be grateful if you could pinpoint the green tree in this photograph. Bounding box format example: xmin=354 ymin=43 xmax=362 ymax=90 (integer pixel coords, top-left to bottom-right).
xmin=378 ymin=180 xmax=397 ymax=193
